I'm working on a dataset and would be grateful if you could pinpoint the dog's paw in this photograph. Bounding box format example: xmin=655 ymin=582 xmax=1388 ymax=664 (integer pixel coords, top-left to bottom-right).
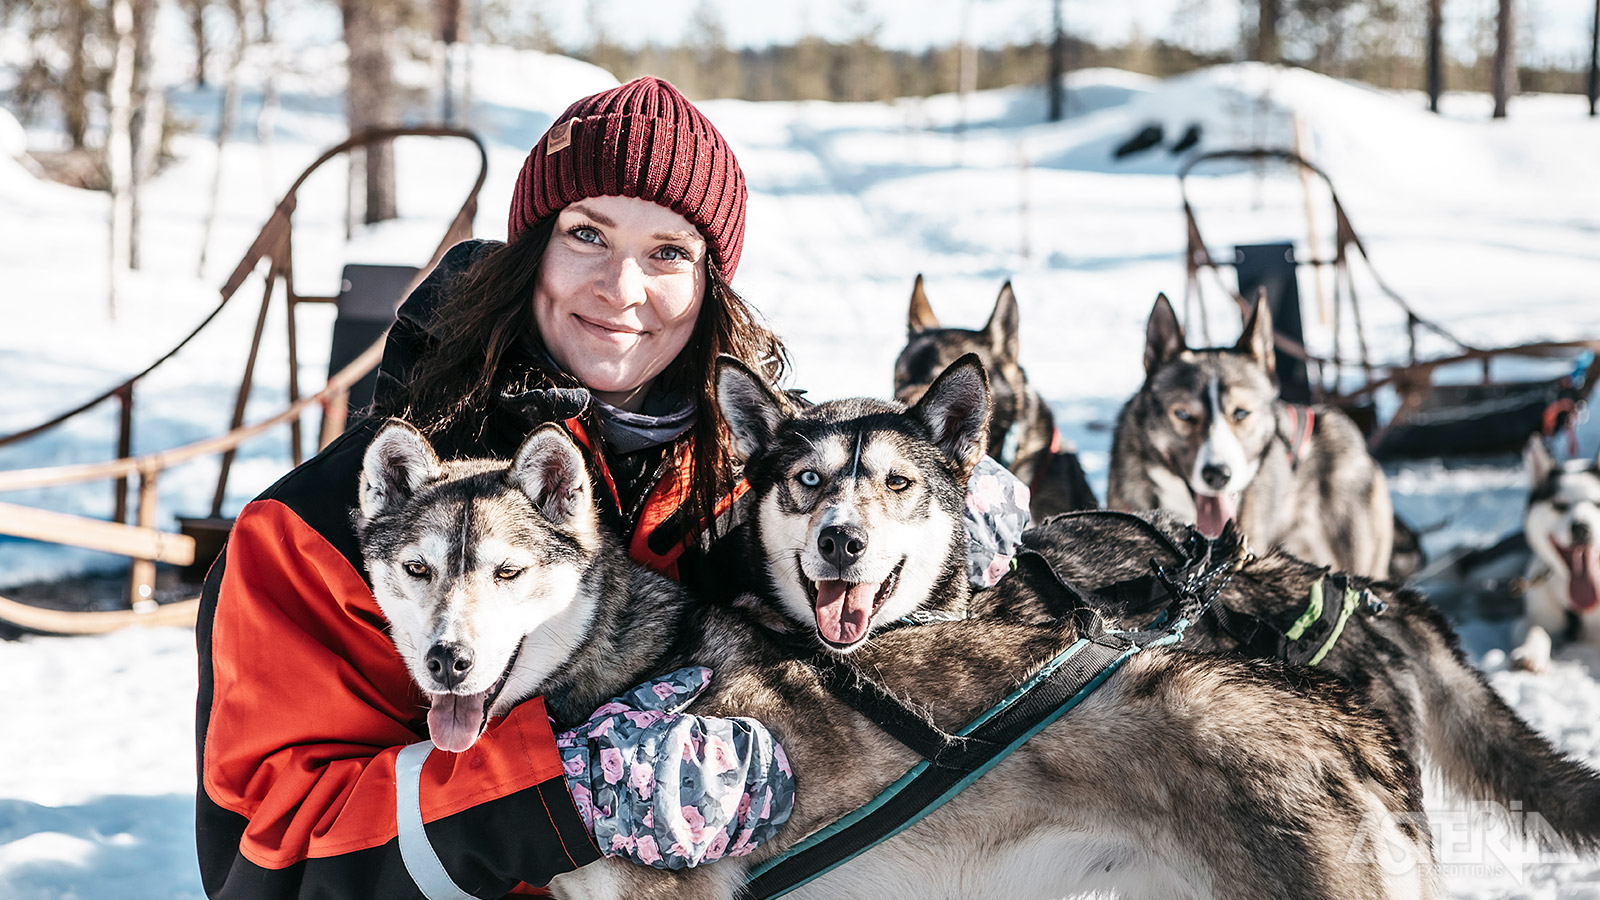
xmin=1510 ymin=626 xmax=1553 ymax=673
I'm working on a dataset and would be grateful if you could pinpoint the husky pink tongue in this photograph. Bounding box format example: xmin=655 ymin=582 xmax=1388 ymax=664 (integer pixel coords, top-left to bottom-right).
xmin=1561 ymin=541 xmax=1600 ymax=615
xmin=1194 ymin=493 xmax=1236 ymax=539
xmin=815 ymin=580 xmax=880 ymax=645
xmin=427 ymin=690 xmax=491 ymax=752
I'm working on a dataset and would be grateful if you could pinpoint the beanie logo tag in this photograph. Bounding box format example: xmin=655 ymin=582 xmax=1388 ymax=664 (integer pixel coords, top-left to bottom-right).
xmin=546 ymin=118 xmax=578 ymax=155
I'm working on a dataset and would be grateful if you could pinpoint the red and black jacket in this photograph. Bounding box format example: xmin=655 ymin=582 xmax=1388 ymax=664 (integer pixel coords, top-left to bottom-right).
xmin=196 ymin=241 xmax=752 ymax=899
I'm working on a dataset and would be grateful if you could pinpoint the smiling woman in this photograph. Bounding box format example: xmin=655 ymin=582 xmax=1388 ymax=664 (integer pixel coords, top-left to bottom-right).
xmin=194 ymin=77 xmax=801 ymax=900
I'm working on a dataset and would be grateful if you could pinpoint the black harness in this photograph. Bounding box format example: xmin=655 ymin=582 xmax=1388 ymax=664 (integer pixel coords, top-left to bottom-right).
xmin=742 ymin=517 xmax=1246 ymax=899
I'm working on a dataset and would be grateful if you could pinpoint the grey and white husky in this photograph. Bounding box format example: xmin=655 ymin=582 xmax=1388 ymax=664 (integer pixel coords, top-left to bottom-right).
xmin=893 ymin=275 xmax=1098 ymax=517
xmin=1513 ymin=436 xmax=1600 ymax=672
xmin=1109 ymin=293 xmax=1395 ymax=579
xmin=355 ymin=360 xmax=1440 ymax=900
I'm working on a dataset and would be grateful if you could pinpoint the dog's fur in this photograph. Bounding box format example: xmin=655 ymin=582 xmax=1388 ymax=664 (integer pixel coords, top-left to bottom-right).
xmin=356 ymin=359 xmax=1442 ymax=900
xmin=893 ymin=275 xmax=1098 ymax=517
xmin=1512 ymin=436 xmax=1600 ymax=672
xmin=990 ymin=511 xmax=1600 ymax=854
xmin=1109 ymin=293 xmax=1395 ymax=579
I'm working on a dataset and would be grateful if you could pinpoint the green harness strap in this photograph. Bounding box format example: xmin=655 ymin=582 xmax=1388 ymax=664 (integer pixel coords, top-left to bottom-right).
xmin=1285 ymin=574 xmax=1364 ymax=666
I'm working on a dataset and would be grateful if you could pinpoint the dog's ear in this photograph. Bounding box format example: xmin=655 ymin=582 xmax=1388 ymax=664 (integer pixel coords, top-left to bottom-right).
xmin=1144 ymin=293 xmax=1186 ymax=375
xmin=911 ymin=353 xmax=992 ymax=480
xmin=1236 ymin=289 xmax=1276 ymax=380
xmin=359 ymin=420 xmax=443 ymax=525
xmin=984 ymin=282 xmax=1021 ymax=362
xmin=717 ymin=355 xmax=789 ymax=461
xmin=1525 ymin=433 xmax=1557 ymax=485
xmin=509 ymin=424 xmax=593 ymax=526
xmin=908 ymin=274 xmax=941 ymax=333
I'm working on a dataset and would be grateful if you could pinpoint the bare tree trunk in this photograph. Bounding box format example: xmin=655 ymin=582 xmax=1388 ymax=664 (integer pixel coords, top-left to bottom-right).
xmin=342 ymin=0 xmax=400 ymax=224
xmin=63 ymin=0 xmax=92 ymax=149
xmin=107 ymin=0 xmax=136 ymax=318
xmin=1427 ymin=0 xmax=1443 ymax=112
xmin=186 ymin=0 xmax=210 ymax=86
xmin=128 ymin=0 xmax=157 ymax=270
xmin=1589 ymin=0 xmax=1598 ymax=116
xmin=1048 ymin=0 xmax=1065 ymax=121
xmin=1492 ymin=0 xmax=1516 ymax=118
xmin=1257 ymin=0 xmax=1280 ymax=64
xmin=200 ymin=0 xmax=247 ymax=276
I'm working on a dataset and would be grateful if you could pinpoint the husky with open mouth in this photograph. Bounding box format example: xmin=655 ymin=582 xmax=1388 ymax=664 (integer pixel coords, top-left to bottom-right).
xmin=356 ymin=357 xmax=1441 ymax=900
xmin=1109 ymin=293 xmax=1395 ymax=579
xmin=1514 ymin=436 xmax=1600 ymax=671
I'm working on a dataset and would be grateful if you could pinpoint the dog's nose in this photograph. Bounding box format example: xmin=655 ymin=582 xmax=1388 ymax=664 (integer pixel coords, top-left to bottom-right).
xmin=818 ymin=524 xmax=868 ymax=570
xmin=1200 ymin=463 xmax=1231 ymax=491
xmin=425 ymin=642 xmax=475 ymax=689
xmin=1575 ymin=521 xmax=1594 ymax=545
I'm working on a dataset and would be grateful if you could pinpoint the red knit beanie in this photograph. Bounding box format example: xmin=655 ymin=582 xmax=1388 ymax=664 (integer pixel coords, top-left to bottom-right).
xmin=508 ymin=77 xmax=748 ymax=279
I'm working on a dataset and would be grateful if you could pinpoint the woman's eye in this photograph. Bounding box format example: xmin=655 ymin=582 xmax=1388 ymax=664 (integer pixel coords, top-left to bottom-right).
xmin=797 ymin=470 xmax=821 ymax=488
xmin=1172 ymin=408 xmax=1196 ymax=423
xmin=1232 ymin=408 xmax=1251 ymax=422
xmin=495 ymin=565 xmax=525 ymax=581
xmin=403 ymin=561 xmax=431 ymax=579
xmin=569 ymin=225 xmax=602 ymax=244
xmin=886 ymin=474 xmax=911 ymax=492
xmin=656 ymin=245 xmax=692 ymax=262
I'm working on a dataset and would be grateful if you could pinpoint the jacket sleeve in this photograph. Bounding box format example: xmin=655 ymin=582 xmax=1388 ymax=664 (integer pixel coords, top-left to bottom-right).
xmin=195 ymin=498 xmax=600 ymax=899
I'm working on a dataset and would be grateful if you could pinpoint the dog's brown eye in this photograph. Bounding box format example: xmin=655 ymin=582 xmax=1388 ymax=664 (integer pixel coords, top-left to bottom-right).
xmin=1553 ymin=500 xmax=1572 ymax=513
xmin=886 ymin=474 xmax=911 ymax=492
xmin=495 ymin=565 xmax=525 ymax=581
xmin=1232 ymin=408 xmax=1251 ymax=422
xmin=403 ymin=561 xmax=430 ymax=579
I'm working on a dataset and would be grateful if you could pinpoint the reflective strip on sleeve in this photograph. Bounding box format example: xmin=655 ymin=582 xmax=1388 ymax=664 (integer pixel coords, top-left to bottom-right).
xmin=396 ymin=741 xmax=481 ymax=900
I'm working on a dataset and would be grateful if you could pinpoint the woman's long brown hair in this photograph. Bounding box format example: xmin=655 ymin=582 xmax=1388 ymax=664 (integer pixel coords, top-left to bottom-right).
xmin=382 ymin=217 xmax=788 ymax=544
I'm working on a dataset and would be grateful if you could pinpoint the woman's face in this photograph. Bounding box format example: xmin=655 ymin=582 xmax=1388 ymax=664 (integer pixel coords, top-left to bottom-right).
xmin=533 ymin=195 xmax=708 ymax=412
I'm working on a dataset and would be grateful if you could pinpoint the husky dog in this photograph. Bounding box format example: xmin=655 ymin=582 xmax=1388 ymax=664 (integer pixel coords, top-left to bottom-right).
xmin=995 ymin=511 xmax=1600 ymax=853
xmin=356 ymin=361 xmax=1440 ymax=900
xmin=893 ymin=275 xmax=1097 ymax=517
xmin=1109 ymin=293 xmax=1395 ymax=579
xmin=1513 ymin=436 xmax=1600 ymax=672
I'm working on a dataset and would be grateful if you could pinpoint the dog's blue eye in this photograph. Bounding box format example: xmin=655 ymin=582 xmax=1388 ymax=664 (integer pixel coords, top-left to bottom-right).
xmin=404 ymin=561 xmax=431 ymax=579
xmin=1172 ymin=408 xmax=1195 ymax=423
xmin=798 ymin=470 xmax=821 ymax=487
xmin=1232 ymin=408 xmax=1250 ymax=421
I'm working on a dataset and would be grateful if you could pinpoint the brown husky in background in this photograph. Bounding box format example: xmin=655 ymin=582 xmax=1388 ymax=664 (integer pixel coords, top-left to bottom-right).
xmin=893 ymin=275 xmax=1098 ymax=517
xmin=1109 ymin=292 xmax=1395 ymax=579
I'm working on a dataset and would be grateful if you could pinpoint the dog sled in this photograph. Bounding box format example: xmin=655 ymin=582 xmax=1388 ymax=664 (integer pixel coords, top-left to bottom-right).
xmin=1178 ymin=147 xmax=1600 ymax=461
xmin=0 ymin=127 xmax=488 ymax=634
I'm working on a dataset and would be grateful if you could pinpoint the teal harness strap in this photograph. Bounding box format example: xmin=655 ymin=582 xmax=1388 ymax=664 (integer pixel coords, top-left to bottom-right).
xmin=741 ymin=626 xmax=1149 ymax=899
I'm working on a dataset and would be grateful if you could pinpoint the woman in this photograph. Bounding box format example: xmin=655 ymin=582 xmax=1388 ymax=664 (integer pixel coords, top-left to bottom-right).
xmin=196 ymin=77 xmax=1028 ymax=900
xmin=196 ymin=78 xmax=796 ymax=900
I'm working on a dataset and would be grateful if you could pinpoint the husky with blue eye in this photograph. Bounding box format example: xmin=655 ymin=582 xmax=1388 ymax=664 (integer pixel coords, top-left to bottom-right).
xmin=1108 ymin=292 xmax=1394 ymax=580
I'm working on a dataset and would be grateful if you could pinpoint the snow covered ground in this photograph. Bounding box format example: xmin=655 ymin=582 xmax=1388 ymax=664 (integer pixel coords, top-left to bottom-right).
xmin=3 ymin=37 xmax=1600 ymax=899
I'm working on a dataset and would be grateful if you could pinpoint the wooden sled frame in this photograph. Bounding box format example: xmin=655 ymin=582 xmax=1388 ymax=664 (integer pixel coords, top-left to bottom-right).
xmin=1178 ymin=147 xmax=1600 ymax=457
xmin=0 ymin=126 xmax=488 ymax=634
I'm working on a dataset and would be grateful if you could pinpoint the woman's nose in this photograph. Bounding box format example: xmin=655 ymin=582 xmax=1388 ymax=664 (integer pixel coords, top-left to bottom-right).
xmin=598 ymin=255 xmax=647 ymax=309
